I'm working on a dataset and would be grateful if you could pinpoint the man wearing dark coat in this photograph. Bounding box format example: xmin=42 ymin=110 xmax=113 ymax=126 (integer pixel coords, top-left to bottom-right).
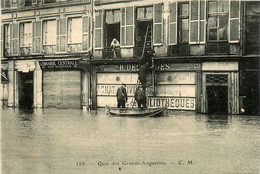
xmin=138 ymin=62 xmax=149 ymax=90
xmin=116 ymin=83 xmax=128 ymax=108
xmin=134 ymin=87 xmax=147 ymax=108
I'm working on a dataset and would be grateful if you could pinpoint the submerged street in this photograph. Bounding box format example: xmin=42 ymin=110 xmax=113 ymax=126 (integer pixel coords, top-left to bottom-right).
xmin=1 ymin=108 xmax=260 ymax=174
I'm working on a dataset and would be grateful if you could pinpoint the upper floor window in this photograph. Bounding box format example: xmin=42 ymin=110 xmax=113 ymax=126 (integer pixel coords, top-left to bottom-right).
xmin=43 ymin=20 xmax=57 ymax=45
xmin=208 ymin=0 xmax=229 ymax=41
xmin=68 ymin=17 xmax=82 ymax=44
xmin=2 ymin=0 xmax=17 ymax=8
xmin=20 ymin=22 xmax=32 ymax=47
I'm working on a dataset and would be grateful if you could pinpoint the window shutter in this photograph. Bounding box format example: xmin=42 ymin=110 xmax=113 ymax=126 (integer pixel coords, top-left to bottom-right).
xmin=190 ymin=0 xmax=205 ymax=44
xmin=94 ymin=11 xmax=103 ymax=48
xmin=169 ymin=2 xmax=177 ymax=45
xmin=11 ymin=23 xmax=19 ymax=55
xmin=82 ymin=16 xmax=90 ymax=51
xmin=57 ymin=19 xmax=67 ymax=52
xmin=153 ymin=3 xmax=163 ymax=45
xmin=43 ymin=21 xmax=48 ymax=45
xmin=33 ymin=21 xmax=42 ymax=54
xmin=20 ymin=23 xmax=24 ymax=47
xmin=1 ymin=25 xmax=3 ymax=57
xmin=120 ymin=8 xmax=125 ymax=46
xmin=229 ymin=0 xmax=240 ymax=43
xmin=125 ymin=7 xmax=134 ymax=46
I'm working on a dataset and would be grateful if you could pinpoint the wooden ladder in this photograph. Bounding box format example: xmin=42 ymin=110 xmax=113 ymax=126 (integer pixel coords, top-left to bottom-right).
xmin=141 ymin=23 xmax=152 ymax=58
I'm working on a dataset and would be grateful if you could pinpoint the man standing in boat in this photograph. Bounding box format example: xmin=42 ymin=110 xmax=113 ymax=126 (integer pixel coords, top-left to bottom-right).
xmin=134 ymin=86 xmax=147 ymax=108
xmin=116 ymin=83 xmax=128 ymax=108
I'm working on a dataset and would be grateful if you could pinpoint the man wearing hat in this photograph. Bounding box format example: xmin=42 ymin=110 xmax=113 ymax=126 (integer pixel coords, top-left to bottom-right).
xmin=116 ymin=83 xmax=128 ymax=108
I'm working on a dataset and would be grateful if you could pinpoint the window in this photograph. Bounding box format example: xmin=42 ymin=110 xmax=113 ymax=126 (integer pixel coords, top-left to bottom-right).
xmin=20 ymin=23 xmax=32 ymax=47
xmin=43 ymin=20 xmax=57 ymax=45
xmin=68 ymin=18 xmax=82 ymax=44
xmin=44 ymin=0 xmax=56 ymax=4
xmin=25 ymin=0 xmax=32 ymax=6
xmin=121 ymin=7 xmax=134 ymax=46
xmin=95 ymin=11 xmax=103 ymax=48
xmin=137 ymin=6 xmax=153 ymax=20
xmin=4 ymin=25 xmax=10 ymax=50
xmin=169 ymin=2 xmax=177 ymax=45
xmin=190 ymin=0 xmax=205 ymax=43
xmin=153 ymin=3 xmax=163 ymax=45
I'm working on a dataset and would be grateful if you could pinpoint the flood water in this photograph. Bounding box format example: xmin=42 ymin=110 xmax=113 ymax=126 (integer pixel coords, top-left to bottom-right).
xmin=1 ymin=108 xmax=260 ymax=174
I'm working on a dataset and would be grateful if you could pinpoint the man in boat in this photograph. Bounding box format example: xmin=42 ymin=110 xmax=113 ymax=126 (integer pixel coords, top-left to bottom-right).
xmin=134 ymin=86 xmax=147 ymax=108
xmin=116 ymin=83 xmax=128 ymax=108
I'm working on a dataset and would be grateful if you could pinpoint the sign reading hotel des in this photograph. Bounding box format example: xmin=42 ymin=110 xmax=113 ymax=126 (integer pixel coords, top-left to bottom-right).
xmin=99 ymin=63 xmax=201 ymax=71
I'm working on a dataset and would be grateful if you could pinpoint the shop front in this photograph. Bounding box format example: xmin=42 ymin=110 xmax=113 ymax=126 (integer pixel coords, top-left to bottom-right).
xmin=201 ymin=62 xmax=239 ymax=115
xmin=92 ymin=62 xmax=201 ymax=111
xmin=39 ymin=59 xmax=90 ymax=109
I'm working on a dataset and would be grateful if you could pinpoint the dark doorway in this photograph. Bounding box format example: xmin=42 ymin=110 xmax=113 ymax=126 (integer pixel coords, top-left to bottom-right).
xmin=18 ymin=72 xmax=33 ymax=109
xmin=207 ymin=86 xmax=228 ymax=115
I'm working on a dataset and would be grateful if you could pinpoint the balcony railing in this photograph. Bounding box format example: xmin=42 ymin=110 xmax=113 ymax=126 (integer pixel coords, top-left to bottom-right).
xmin=68 ymin=43 xmax=82 ymax=53
xmin=206 ymin=42 xmax=229 ymax=55
xmin=168 ymin=44 xmax=190 ymax=56
xmin=20 ymin=47 xmax=32 ymax=56
xmin=102 ymin=47 xmax=122 ymax=59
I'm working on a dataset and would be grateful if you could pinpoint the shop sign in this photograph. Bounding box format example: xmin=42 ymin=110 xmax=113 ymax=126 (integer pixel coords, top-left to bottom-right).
xmin=147 ymin=97 xmax=195 ymax=110
xmin=97 ymin=85 xmax=136 ymax=96
xmin=39 ymin=60 xmax=79 ymax=69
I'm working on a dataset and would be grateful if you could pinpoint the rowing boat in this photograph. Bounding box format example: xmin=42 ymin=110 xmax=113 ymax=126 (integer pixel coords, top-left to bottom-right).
xmin=105 ymin=106 xmax=167 ymax=117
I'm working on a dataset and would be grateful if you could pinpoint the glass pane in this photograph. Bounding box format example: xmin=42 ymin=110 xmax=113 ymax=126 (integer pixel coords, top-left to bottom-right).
xmin=60 ymin=19 xmax=66 ymax=35
xmin=209 ymin=1 xmax=217 ymax=13
xmin=209 ymin=29 xmax=217 ymax=40
xmin=106 ymin=11 xmax=113 ymax=23
xmin=200 ymin=21 xmax=205 ymax=42
xmin=121 ymin=27 xmax=125 ymax=45
xmin=219 ymin=0 xmax=229 ymax=13
xmin=181 ymin=3 xmax=189 ymax=16
xmin=155 ymin=4 xmax=162 ymax=23
xmin=146 ymin=7 xmax=153 ymax=19
xmin=190 ymin=22 xmax=198 ymax=42
xmin=182 ymin=18 xmax=189 ymax=30
xmin=191 ymin=1 xmax=198 ymax=20
xmin=169 ymin=3 xmax=176 ymax=23
xmin=95 ymin=29 xmax=101 ymax=47
xmin=121 ymin=8 xmax=125 ymax=26
xmin=114 ymin=10 xmax=120 ymax=22
xmin=170 ymin=23 xmax=176 ymax=44
xmin=200 ymin=0 xmax=205 ymax=20
xmin=219 ymin=15 xmax=228 ymax=40
xmin=230 ymin=1 xmax=239 ymax=18
xmin=126 ymin=7 xmax=133 ymax=25
xmin=126 ymin=26 xmax=133 ymax=45
xmin=82 ymin=34 xmax=88 ymax=50
xmin=60 ymin=36 xmax=66 ymax=52
xmin=137 ymin=8 xmax=145 ymax=20
xmin=230 ymin=19 xmax=239 ymax=41
xmin=95 ymin=13 xmax=101 ymax=28
xmin=154 ymin=24 xmax=162 ymax=44
xmin=83 ymin=17 xmax=89 ymax=33
xmin=182 ymin=30 xmax=189 ymax=43
xmin=208 ymin=16 xmax=217 ymax=28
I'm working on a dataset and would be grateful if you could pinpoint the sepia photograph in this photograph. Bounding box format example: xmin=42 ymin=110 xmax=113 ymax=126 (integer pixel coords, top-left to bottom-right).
xmin=0 ymin=0 xmax=259 ymax=173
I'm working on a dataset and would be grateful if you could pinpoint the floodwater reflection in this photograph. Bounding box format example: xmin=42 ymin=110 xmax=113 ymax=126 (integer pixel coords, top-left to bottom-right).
xmin=1 ymin=108 xmax=260 ymax=174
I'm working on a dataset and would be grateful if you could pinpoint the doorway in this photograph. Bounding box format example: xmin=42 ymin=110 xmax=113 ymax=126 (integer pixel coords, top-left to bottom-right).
xmin=135 ymin=20 xmax=152 ymax=56
xmin=18 ymin=72 xmax=34 ymax=108
xmin=207 ymin=86 xmax=228 ymax=115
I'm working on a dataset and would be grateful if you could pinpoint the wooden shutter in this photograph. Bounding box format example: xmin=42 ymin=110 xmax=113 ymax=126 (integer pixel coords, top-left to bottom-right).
xmin=229 ymin=0 xmax=240 ymax=43
xmin=120 ymin=8 xmax=125 ymax=46
xmin=33 ymin=21 xmax=42 ymax=54
xmin=1 ymin=25 xmax=3 ymax=57
xmin=190 ymin=0 xmax=205 ymax=44
xmin=169 ymin=2 xmax=177 ymax=45
xmin=11 ymin=22 xmax=19 ymax=55
xmin=20 ymin=23 xmax=24 ymax=47
xmin=82 ymin=16 xmax=89 ymax=51
xmin=94 ymin=11 xmax=103 ymax=49
xmin=153 ymin=3 xmax=163 ymax=45
xmin=125 ymin=7 xmax=134 ymax=46
xmin=57 ymin=19 xmax=67 ymax=52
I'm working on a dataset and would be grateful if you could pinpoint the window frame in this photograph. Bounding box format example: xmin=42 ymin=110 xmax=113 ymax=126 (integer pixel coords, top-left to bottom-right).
xmin=153 ymin=3 xmax=163 ymax=46
xmin=42 ymin=19 xmax=57 ymax=46
xmin=169 ymin=1 xmax=178 ymax=45
xmin=67 ymin=16 xmax=83 ymax=45
xmin=189 ymin=0 xmax=206 ymax=44
xmin=19 ymin=22 xmax=33 ymax=48
xmin=120 ymin=6 xmax=134 ymax=48
xmin=228 ymin=0 xmax=240 ymax=43
xmin=94 ymin=10 xmax=103 ymax=50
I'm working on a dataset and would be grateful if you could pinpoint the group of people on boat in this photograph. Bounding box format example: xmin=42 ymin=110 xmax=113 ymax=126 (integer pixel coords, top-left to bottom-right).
xmin=116 ymin=49 xmax=154 ymax=108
